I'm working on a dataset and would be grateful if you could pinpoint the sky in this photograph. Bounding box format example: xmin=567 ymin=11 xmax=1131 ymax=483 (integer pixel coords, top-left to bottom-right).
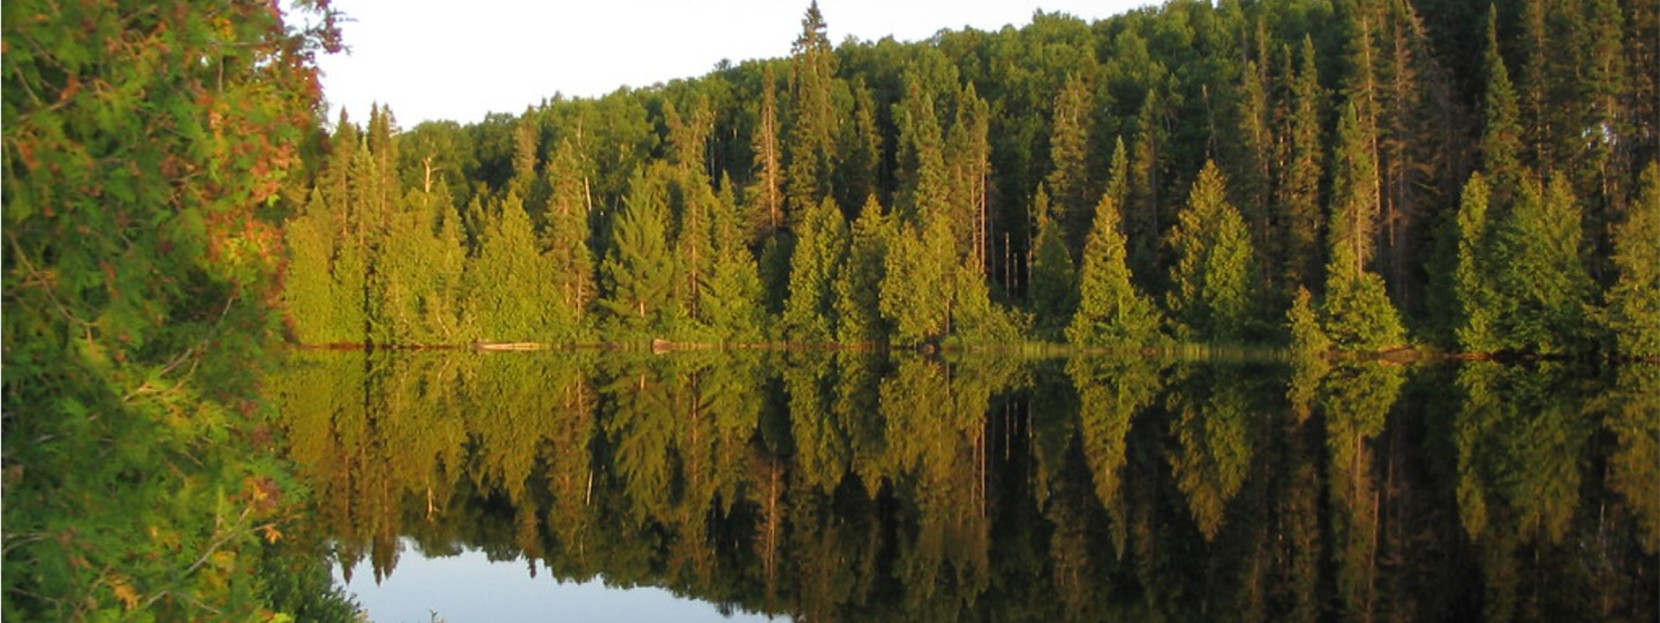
xmin=302 ymin=0 xmax=1152 ymax=126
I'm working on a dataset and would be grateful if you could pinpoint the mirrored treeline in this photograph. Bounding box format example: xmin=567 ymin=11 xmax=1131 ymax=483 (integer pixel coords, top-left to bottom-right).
xmin=269 ymin=351 xmax=1658 ymax=622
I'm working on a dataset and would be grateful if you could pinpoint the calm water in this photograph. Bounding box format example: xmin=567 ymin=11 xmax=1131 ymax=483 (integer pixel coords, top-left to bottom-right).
xmin=269 ymin=350 xmax=1658 ymax=622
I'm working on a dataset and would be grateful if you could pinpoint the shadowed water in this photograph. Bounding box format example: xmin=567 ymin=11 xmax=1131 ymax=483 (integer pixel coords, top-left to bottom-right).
xmin=268 ymin=350 xmax=1658 ymax=622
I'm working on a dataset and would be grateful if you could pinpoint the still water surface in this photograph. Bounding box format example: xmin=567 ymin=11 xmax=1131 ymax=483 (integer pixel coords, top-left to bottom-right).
xmin=270 ymin=350 xmax=1657 ymax=622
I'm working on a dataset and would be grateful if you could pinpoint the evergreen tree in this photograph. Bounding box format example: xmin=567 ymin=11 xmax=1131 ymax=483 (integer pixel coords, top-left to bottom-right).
xmin=1492 ymin=176 xmax=1593 ymax=354
xmin=836 ymin=79 xmax=883 ymax=215
xmin=544 ymin=139 xmax=597 ymax=334
xmin=782 ymin=197 xmax=850 ymax=343
xmin=1045 ymin=73 xmax=1094 ymax=251
xmin=1481 ymin=8 xmax=1525 ymax=199
xmin=786 ymin=0 xmax=838 ymax=213
xmin=464 ymin=191 xmax=557 ymax=341
xmin=1166 ymin=162 xmax=1258 ymax=343
xmin=1287 ymin=286 xmax=1331 ymax=354
xmin=751 ymin=64 xmax=785 ymax=237
xmin=1604 ymin=163 xmax=1660 ymax=357
xmin=1320 ymin=103 xmax=1406 ymax=351
xmin=835 ymin=196 xmax=895 ymax=346
xmin=1066 ymin=191 xmax=1164 ymax=348
xmin=1279 ymin=38 xmax=1325 ymax=292
xmin=894 ymin=73 xmax=949 ymax=226
xmin=282 ymin=190 xmax=347 ymax=344
xmin=1127 ymin=88 xmax=1168 ymax=286
xmin=946 ymin=82 xmax=993 ymax=271
xmin=1455 ymin=173 xmax=1502 ymax=354
xmin=703 ymin=247 xmax=767 ymax=343
xmin=1028 ymin=186 xmax=1077 ymax=338
xmin=601 ymin=171 xmax=678 ymax=335
xmin=881 ymin=217 xmax=956 ymax=345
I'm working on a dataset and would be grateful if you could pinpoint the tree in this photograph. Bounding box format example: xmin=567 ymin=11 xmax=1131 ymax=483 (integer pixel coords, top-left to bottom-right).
xmin=1480 ymin=7 xmax=1525 ymax=199
xmin=783 ymin=197 xmax=850 ymax=343
xmin=1491 ymin=176 xmax=1593 ymax=354
xmin=1029 ymin=186 xmax=1077 ymax=338
xmin=786 ymin=0 xmax=839 ymax=214
xmin=1455 ymin=173 xmax=1502 ymax=354
xmin=1166 ymin=162 xmax=1258 ymax=343
xmin=464 ymin=191 xmax=557 ymax=341
xmin=1604 ymin=163 xmax=1660 ymax=357
xmin=543 ymin=139 xmax=597 ymax=336
xmin=750 ymin=64 xmax=785 ymax=237
xmin=835 ymin=196 xmax=895 ymax=346
xmin=1126 ymin=88 xmax=1168 ymax=284
xmin=601 ymin=170 xmax=679 ymax=335
xmin=1045 ymin=73 xmax=1095 ymax=251
xmin=1278 ymin=37 xmax=1325 ymax=292
xmin=1320 ymin=103 xmax=1406 ymax=351
xmin=1067 ymin=191 xmax=1164 ymax=348
xmin=881 ymin=217 xmax=957 ymax=345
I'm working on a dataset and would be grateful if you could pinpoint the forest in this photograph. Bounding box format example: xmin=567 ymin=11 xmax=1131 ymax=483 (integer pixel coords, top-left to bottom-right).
xmin=282 ymin=0 xmax=1659 ymax=356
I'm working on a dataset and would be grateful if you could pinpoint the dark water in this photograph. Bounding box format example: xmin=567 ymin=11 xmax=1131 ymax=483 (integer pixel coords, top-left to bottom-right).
xmin=269 ymin=350 xmax=1658 ymax=622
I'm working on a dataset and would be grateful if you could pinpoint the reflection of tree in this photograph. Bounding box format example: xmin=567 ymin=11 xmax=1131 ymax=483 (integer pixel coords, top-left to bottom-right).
xmin=268 ymin=351 xmax=1656 ymax=622
xmin=1605 ymin=365 xmax=1658 ymax=555
xmin=1319 ymin=361 xmax=1405 ymax=621
xmin=1454 ymin=361 xmax=1599 ymax=622
xmin=1068 ymin=356 xmax=1164 ymax=557
xmin=1167 ymin=363 xmax=1259 ymax=541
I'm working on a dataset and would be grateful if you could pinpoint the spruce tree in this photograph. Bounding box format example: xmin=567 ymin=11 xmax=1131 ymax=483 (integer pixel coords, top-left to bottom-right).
xmin=1492 ymin=176 xmax=1593 ymax=354
xmin=1045 ymin=73 xmax=1094 ymax=251
xmin=703 ymin=247 xmax=767 ymax=344
xmin=1481 ymin=8 xmax=1525 ymax=199
xmin=1066 ymin=191 xmax=1163 ymax=348
xmin=1455 ymin=173 xmax=1502 ymax=354
xmin=786 ymin=0 xmax=838 ymax=214
xmin=543 ymin=139 xmax=596 ymax=339
xmin=464 ymin=191 xmax=557 ymax=342
xmin=1028 ymin=186 xmax=1077 ymax=338
xmin=782 ymin=196 xmax=850 ymax=344
xmin=1605 ymin=163 xmax=1660 ymax=357
xmin=1319 ymin=103 xmax=1406 ymax=351
xmin=881 ymin=217 xmax=956 ymax=346
xmin=1279 ymin=37 xmax=1325 ymax=291
xmin=750 ymin=64 xmax=785 ymax=237
xmin=835 ymin=195 xmax=894 ymax=346
xmin=1127 ymin=89 xmax=1167 ymax=284
xmin=1166 ymin=162 xmax=1258 ymax=343
xmin=601 ymin=171 xmax=678 ymax=335
xmin=281 ymin=190 xmax=345 ymax=344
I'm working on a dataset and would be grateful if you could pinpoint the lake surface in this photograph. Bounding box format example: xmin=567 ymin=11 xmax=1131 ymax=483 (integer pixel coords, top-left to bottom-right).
xmin=268 ymin=350 xmax=1657 ymax=622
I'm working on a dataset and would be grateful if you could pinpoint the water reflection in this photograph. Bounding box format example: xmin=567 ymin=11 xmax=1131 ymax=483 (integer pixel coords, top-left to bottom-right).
xmin=269 ymin=351 xmax=1657 ymax=622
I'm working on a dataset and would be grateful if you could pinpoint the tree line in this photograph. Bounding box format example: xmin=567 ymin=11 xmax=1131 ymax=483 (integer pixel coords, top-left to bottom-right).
xmin=281 ymin=0 xmax=1659 ymax=356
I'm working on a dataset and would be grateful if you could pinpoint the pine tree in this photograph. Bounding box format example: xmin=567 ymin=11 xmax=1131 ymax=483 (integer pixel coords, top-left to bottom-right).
xmin=543 ymin=139 xmax=596 ymax=339
xmin=601 ymin=171 xmax=678 ymax=335
xmin=1028 ymin=186 xmax=1077 ymax=338
xmin=1279 ymin=38 xmax=1325 ymax=291
xmin=836 ymin=79 xmax=883 ymax=214
xmin=282 ymin=190 xmax=346 ymax=344
xmin=1492 ymin=175 xmax=1593 ymax=353
xmin=703 ymin=247 xmax=767 ymax=344
xmin=1604 ymin=163 xmax=1660 ymax=357
xmin=1045 ymin=73 xmax=1094 ymax=251
xmin=1167 ymin=162 xmax=1258 ymax=343
xmin=1320 ymin=103 xmax=1406 ymax=351
xmin=782 ymin=196 xmax=850 ymax=343
xmin=463 ymin=191 xmax=557 ymax=342
xmin=1127 ymin=88 xmax=1167 ymax=286
xmin=750 ymin=64 xmax=785 ymax=238
xmin=894 ymin=73 xmax=949 ymax=226
xmin=786 ymin=0 xmax=838 ymax=214
xmin=946 ymin=82 xmax=993 ymax=271
xmin=1455 ymin=173 xmax=1502 ymax=353
xmin=1066 ymin=191 xmax=1164 ymax=348
xmin=835 ymin=195 xmax=894 ymax=346
xmin=1481 ymin=7 xmax=1525 ymax=199
xmin=881 ymin=217 xmax=956 ymax=345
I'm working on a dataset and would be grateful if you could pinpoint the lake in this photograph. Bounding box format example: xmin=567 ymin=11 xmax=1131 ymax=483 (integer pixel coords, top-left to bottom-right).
xmin=268 ymin=350 xmax=1657 ymax=622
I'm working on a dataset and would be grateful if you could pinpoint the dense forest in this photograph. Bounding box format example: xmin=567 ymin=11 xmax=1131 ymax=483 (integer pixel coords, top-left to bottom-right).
xmin=283 ymin=0 xmax=1659 ymax=356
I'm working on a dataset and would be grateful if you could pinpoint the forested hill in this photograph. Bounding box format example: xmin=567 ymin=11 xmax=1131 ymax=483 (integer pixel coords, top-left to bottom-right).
xmin=282 ymin=0 xmax=1659 ymax=356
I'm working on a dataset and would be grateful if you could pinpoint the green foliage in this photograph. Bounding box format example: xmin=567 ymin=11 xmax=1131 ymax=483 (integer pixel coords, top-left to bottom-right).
xmin=1028 ymin=187 xmax=1078 ymax=339
xmin=1489 ymin=176 xmax=1594 ymax=354
xmin=465 ymin=191 xmax=560 ymax=341
xmin=601 ymin=170 xmax=679 ymax=336
xmin=2 ymin=0 xmax=341 ymax=618
xmin=1067 ymin=192 xmax=1164 ymax=348
xmin=835 ymin=196 xmax=895 ymax=346
xmin=1166 ymin=162 xmax=1258 ymax=343
xmin=783 ymin=197 xmax=851 ymax=343
xmin=1287 ymin=286 xmax=1331 ymax=355
xmin=1455 ymin=173 xmax=1503 ymax=353
xmin=1604 ymin=163 xmax=1660 ymax=357
xmin=881 ymin=218 xmax=957 ymax=345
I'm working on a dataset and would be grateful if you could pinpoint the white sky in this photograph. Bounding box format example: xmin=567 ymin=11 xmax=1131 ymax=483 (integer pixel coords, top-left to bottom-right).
xmin=304 ymin=0 xmax=1151 ymax=126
